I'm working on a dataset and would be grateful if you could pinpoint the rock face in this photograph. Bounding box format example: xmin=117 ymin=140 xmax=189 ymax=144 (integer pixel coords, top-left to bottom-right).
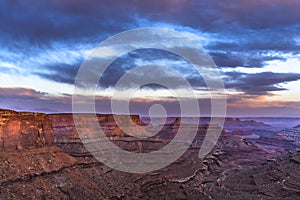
xmin=0 ymin=109 xmax=54 ymax=151
xmin=0 ymin=146 xmax=76 ymax=184
xmin=48 ymin=114 xmax=150 ymax=156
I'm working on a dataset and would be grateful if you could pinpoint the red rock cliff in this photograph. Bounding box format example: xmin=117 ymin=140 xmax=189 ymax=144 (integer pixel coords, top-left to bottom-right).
xmin=0 ymin=109 xmax=54 ymax=151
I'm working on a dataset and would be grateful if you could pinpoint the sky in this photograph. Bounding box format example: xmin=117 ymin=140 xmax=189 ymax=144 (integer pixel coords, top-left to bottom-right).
xmin=0 ymin=0 xmax=299 ymax=117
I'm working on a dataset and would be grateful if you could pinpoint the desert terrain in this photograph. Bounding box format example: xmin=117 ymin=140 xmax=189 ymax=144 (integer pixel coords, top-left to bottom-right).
xmin=0 ymin=108 xmax=299 ymax=199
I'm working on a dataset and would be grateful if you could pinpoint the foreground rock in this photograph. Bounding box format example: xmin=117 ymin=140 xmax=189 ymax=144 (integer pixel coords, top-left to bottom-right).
xmin=0 ymin=146 xmax=76 ymax=184
xmin=202 ymin=150 xmax=300 ymax=200
xmin=0 ymin=109 xmax=79 ymax=199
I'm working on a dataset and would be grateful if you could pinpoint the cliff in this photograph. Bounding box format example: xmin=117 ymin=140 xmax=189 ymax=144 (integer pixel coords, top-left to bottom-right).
xmin=48 ymin=113 xmax=152 ymax=155
xmin=0 ymin=109 xmax=54 ymax=151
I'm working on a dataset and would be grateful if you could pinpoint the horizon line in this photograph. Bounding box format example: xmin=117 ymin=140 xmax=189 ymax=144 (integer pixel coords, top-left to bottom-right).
xmin=1 ymin=108 xmax=300 ymax=118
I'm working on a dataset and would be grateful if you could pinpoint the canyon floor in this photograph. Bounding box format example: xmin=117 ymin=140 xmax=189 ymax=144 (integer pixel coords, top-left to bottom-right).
xmin=0 ymin=109 xmax=299 ymax=199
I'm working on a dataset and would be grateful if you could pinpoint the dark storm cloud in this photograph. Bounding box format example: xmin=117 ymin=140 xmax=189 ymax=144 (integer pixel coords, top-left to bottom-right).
xmin=135 ymin=0 xmax=300 ymax=66
xmin=213 ymin=0 xmax=300 ymax=30
xmin=210 ymin=52 xmax=283 ymax=68
xmin=176 ymin=0 xmax=300 ymax=31
xmin=208 ymin=35 xmax=300 ymax=53
xmin=1 ymin=0 xmax=299 ymax=46
xmin=34 ymin=49 xmax=205 ymax=89
xmin=97 ymin=49 xmax=204 ymax=89
xmin=224 ymin=72 xmax=300 ymax=95
xmin=1 ymin=0 xmax=299 ymax=71
xmin=33 ymin=51 xmax=136 ymax=87
xmin=0 ymin=0 xmax=135 ymax=43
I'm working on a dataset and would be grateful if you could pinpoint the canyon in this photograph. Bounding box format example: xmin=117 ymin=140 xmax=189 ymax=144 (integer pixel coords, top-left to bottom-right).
xmin=0 ymin=108 xmax=299 ymax=199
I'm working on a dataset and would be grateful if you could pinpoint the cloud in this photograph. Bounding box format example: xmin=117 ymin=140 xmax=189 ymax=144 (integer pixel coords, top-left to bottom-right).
xmin=1 ymin=0 xmax=299 ymax=49
xmin=223 ymin=72 xmax=300 ymax=95
xmin=0 ymin=87 xmax=71 ymax=112
xmin=34 ymin=48 xmax=206 ymax=90
xmin=0 ymin=86 xmax=204 ymax=116
xmin=16 ymin=47 xmax=300 ymax=98
xmin=210 ymin=52 xmax=285 ymax=68
xmin=0 ymin=0 xmax=300 ymax=116
xmin=0 ymin=66 xmax=19 ymax=75
xmin=0 ymin=87 xmax=47 ymax=98
xmin=34 ymin=63 xmax=80 ymax=85
xmin=1 ymin=0 xmax=299 ymax=74
xmin=0 ymin=86 xmax=299 ymax=117
xmin=226 ymin=94 xmax=300 ymax=117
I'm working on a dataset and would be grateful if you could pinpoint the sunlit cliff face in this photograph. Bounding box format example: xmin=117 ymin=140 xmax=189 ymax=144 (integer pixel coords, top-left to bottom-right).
xmin=0 ymin=0 xmax=299 ymax=116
